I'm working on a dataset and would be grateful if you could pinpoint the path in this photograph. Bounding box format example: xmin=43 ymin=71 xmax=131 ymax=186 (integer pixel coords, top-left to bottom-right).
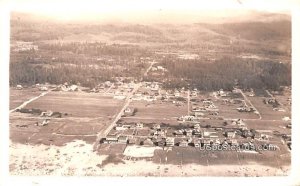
xmin=9 ymin=88 xmax=54 ymax=113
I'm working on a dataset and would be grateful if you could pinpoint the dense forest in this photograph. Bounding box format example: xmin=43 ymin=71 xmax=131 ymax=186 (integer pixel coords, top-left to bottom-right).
xmin=159 ymin=57 xmax=291 ymax=91
xmin=10 ymin=12 xmax=291 ymax=91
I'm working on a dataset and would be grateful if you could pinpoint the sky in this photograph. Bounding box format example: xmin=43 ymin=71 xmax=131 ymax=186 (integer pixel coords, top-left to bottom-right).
xmin=3 ymin=0 xmax=297 ymax=23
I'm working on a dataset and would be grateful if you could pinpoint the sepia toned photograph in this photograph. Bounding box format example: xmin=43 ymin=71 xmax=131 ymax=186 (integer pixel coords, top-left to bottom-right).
xmin=2 ymin=0 xmax=299 ymax=183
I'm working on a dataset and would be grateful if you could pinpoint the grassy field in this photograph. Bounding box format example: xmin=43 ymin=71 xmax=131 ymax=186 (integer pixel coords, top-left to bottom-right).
xmin=248 ymin=96 xmax=290 ymax=120
xmin=10 ymin=91 xmax=125 ymax=146
xmin=25 ymin=91 xmax=124 ymax=118
xmin=9 ymin=88 xmax=41 ymax=110
xmin=127 ymin=100 xmax=188 ymax=120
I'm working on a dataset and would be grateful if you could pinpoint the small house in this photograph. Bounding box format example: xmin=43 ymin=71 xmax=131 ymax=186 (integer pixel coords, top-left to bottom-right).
xmin=124 ymin=108 xmax=131 ymax=113
xmin=225 ymin=131 xmax=236 ymax=138
xmin=178 ymin=140 xmax=188 ymax=147
xmin=136 ymin=122 xmax=144 ymax=129
xmin=166 ymin=137 xmax=175 ymax=147
xmin=16 ymin=85 xmax=23 ymax=90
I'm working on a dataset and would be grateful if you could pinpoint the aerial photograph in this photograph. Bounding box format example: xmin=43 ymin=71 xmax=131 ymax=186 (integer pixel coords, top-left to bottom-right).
xmin=7 ymin=0 xmax=292 ymax=178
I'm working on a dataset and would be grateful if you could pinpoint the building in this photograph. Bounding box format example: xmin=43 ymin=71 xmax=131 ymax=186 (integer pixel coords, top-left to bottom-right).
xmin=194 ymin=124 xmax=201 ymax=130
xmin=16 ymin=85 xmax=23 ymax=90
xmin=194 ymin=112 xmax=205 ymax=117
xmin=178 ymin=140 xmax=188 ymax=147
xmin=153 ymin=124 xmax=161 ymax=130
xmin=105 ymin=134 xmax=119 ymax=144
xmin=185 ymin=129 xmax=193 ymax=137
xmin=118 ymin=136 xmax=128 ymax=144
xmin=39 ymin=86 xmax=48 ymax=91
xmin=124 ymin=108 xmax=131 ymax=113
xmin=157 ymin=138 xmax=166 ymax=147
xmin=174 ymin=130 xmax=184 ymax=136
xmin=225 ymin=131 xmax=236 ymax=138
xmin=115 ymin=125 xmax=126 ymax=131
xmin=40 ymin=110 xmax=53 ymax=117
xmin=166 ymin=137 xmax=175 ymax=147
xmin=136 ymin=122 xmax=144 ymax=129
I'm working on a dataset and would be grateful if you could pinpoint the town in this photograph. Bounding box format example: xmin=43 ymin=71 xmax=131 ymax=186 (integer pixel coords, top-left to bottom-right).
xmin=9 ymin=10 xmax=291 ymax=177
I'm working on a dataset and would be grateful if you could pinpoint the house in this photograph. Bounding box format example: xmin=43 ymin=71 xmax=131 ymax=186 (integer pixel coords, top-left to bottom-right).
xmin=213 ymin=139 xmax=221 ymax=146
xmin=118 ymin=136 xmax=128 ymax=144
xmin=193 ymin=129 xmax=202 ymax=137
xmin=185 ymin=129 xmax=193 ymax=137
xmin=105 ymin=134 xmax=119 ymax=144
xmin=40 ymin=110 xmax=53 ymax=117
xmin=194 ymin=112 xmax=205 ymax=117
xmin=218 ymin=89 xmax=227 ymax=97
xmin=39 ymin=86 xmax=48 ymax=91
xmin=166 ymin=137 xmax=175 ymax=147
xmin=16 ymin=85 xmax=23 ymax=90
xmin=225 ymin=131 xmax=236 ymax=138
xmin=179 ymin=115 xmax=195 ymax=122
xmin=203 ymin=131 xmax=211 ymax=138
xmin=242 ymin=130 xmax=255 ymax=138
xmin=124 ymin=107 xmax=131 ymax=113
xmin=173 ymin=130 xmax=184 ymax=136
xmin=153 ymin=124 xmax=160 ymax=130
xmin=69 ymin=85 xmax=78 ymax=91
xmin=258 ymin=133 xmax=270 ymax=140
xmin=194 ymin=124 xmax=201 ymax=130
xmin=115 ymin=125 xmax=127 ymax=131
xmin=136 ymin=122 xmax=144 ymax=129
xmin=157 ymin=138 xmax=166 ymax=147
xmin=178 ymin=140 xmax=189 ymax=147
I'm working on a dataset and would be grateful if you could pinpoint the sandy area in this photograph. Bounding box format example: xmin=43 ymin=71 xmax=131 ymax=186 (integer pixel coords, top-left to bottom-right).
xmin=9 ymin=140 xmax=290 ymax=176
xmin=123 ymin=146 xmax=162 ymax=158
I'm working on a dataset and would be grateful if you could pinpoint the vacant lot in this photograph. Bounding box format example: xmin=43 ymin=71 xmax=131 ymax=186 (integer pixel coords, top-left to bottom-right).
xmin=127 ymin=100 xmax=188 ymax=120
xmin=25 ymin=91 xmax=124 ymax=118
xmin=248 ymin=96 xmax=290 ymax=120
xmin=10 ymin=91 xmax=124 ymax=146
xmin=214 ymin=99 xmax=259 ymax=120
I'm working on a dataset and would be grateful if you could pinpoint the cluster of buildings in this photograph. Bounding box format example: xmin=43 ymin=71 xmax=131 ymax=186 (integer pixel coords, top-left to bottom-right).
xmin=100 ymin=119 xmax=278 ymax=152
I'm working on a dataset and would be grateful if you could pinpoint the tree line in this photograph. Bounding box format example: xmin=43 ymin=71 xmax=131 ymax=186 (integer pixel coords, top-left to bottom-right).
xmin=159 ymin=57 xmax=291 ymax=91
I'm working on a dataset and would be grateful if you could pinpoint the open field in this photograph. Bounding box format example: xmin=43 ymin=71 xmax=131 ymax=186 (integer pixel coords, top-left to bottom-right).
xmin=9 ymin=90 xmax=125 ymax=146
xmin=9 ymin=88 xmax=41 ymax=110
xmin=25 ymin=91 xmax=124 ymax=118
xmin=127 ymin=100 xmax=188 ymax=120
xmin=248 ymin=96 xmax=290 ymax=120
